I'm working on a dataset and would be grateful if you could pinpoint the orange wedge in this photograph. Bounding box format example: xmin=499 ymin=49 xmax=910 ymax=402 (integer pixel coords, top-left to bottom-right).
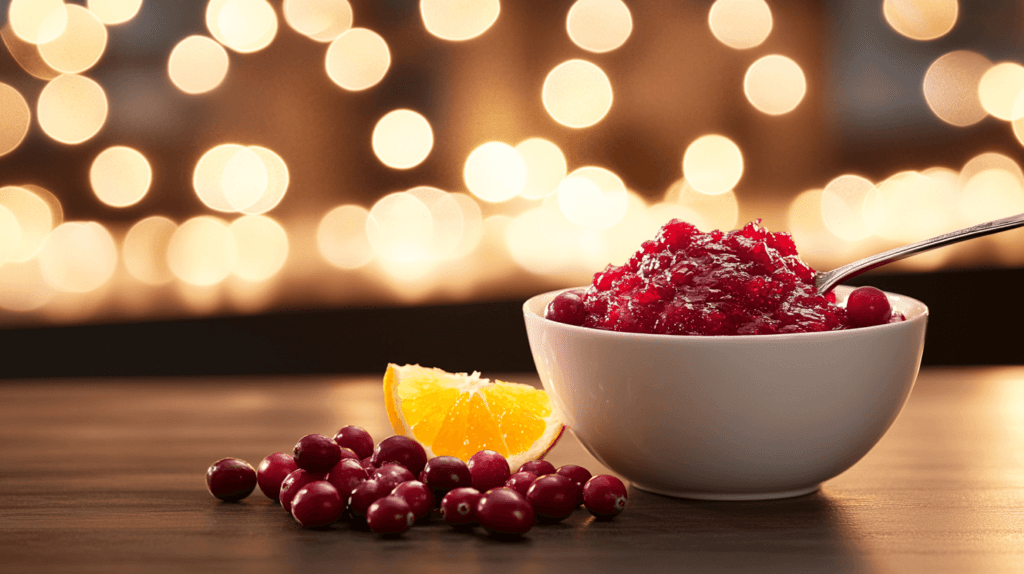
xmin=383 ymin=363 xmax=564 ymax=470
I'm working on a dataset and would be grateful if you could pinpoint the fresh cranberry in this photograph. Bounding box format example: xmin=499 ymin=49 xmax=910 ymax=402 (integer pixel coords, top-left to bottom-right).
xmin=505 ymin=471 xmax=538 ymax=497
xmin=206 ymin=458 xmax=257 ymax=502
xmin=468 ymin=450 xmax=511 ymax=492
xmin=290 ymin=481 xmax=343 ymax=528
xmin=440 ymin=487 xmax=481 ymax=527
xmin=391 ymin=480 xmax=435 ymax=522
xmin=846 ymin=286 xmax=892 ymax=328
xmin=279 ymin=469 xmax=326 ymax=513
xmin=422 ymin=456 xmax=472 ymax=502
xmin=333 ymin=425 xmax=375 ymax=459
xmin=476 ymin=487 xmax=535 ymax=536
xmin=293 ymin=434 xmax=342 ymax=473
xmin=372 ymin=463 xmax=416 ymax=491
xmin=517 ymin=460 xmax=556 ymax=476
xmin=326 ymin=458 xmax=368 ymax=500
xmin=372 ymin=435 xmax=428 ymax=476
xmin=556 ymin=464 xmax=592 ymax=506
xmin=366 ymin=496 xmax=415 ymax=536
xmin=337 ymin=446 xmax=359 ymax=461
xmin=544 ymin=289 xmax=587 ymax=326
xmin=526 ymin=474 xmax=577 ymax=522
xmin=348 ymin=479 xmax=390 ymax=520
xmin=256 ymin=453 xmax=297 ymax=501
xmin=583 ymin=474 xmax=628 ymax=518
xmin=360 ymin=456 xmax=376 ymax=473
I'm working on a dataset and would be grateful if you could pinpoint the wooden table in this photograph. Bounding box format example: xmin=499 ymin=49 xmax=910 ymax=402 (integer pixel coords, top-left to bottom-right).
xmin=2 ymin=367 xmax=1023 ymax=573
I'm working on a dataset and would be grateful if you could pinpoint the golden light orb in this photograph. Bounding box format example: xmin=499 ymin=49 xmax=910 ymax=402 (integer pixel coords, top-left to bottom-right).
xmin=661 ymin=179 xmax=739 ymax=232
xmin=8 ymin=0 xmax=67 ymax=45
xmin=168 ymin=35 xmax=230 ymax=95
xmin=208 ymin=0 xmax=278 ymax=54
xmin=241 ymin=146 xmax=289 ymax=214
xmin=38 ymin=221 xmax=118 ymax=293
xmin=221 ymin=146 xmax=269 ymax=211
xmin=979 ymin=62 xmax=1024 ymax=121
xmin=372 ymin=109 xmax=434 ymax=169
xmin=556 ymin=166 xmax=628 ymax=229
xmin=883 ymin=0 xmax=958 ymax=41
xmin=820 ymin=174 xmax=876 ymax=241
xmin=566 ymin=0 xmax=632 ymax=53
xmin=0 ymin=205 xmax=21 ymax=266
xmin=515 ymin=138 xmax=567 ymax=200
xmin=0 ymin=259 xmax=56 ymax=312
xmin=407 ymin=186 xmax=465 ymax=259
xmin=325 ymin=28 xmax=391 ymax=91
xmin=283 ymin=0 xmax=353 ymax=42
xmin=708 ymin=0 xmax=772 ymax=50
xmin=38 ymin=5 xmax=107 ymax=74
xmin=682 ymin=134 xmax=744 ymax=195
xmin=90 ymin=146 xmax=152 ymax=208
xmin=366 ymin=192 xmax=434 ymax=263
xmin=0 ymin=185 xmax=55 ymax=262
xmin=0 ymin=83 xmax=31 ymax=157
xmin=923 ymin=50 xmax=991 ymax=127
xmin=959 ymin=169 xmax=1024 ymax=226
xmin=542 ymin=59 xmax=613 ymax=128
xmin=448 ymin=192 xmax=484 ymax=258
xmin=229 ymin=215 xmax=289 ymax=282
xmin=87 ymin=0 xmax=144 ymax=25
xmin=167 ymin=215 xmax=237 ymax=286
xmin=420 ymin=0 xmax=500 ymax=41
xmin=464 ymin=141 xmax=526 ymax=203
xmin=317 ymin=204 xmax=375 ymax=269
xmin=37 ymin=74 xmax=108 ymax=144
xmin=195 ymin=143 xmax=275 ymax=213
xmin=122 ymin=216 xmax=177 ymax=286
xmin=744 ymin=54 xmax=807 ymax=115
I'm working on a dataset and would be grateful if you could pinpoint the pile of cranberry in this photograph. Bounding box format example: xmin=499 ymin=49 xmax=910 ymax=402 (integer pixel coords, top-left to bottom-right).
xmin=205 ymin=426 xmax=627 ymax=538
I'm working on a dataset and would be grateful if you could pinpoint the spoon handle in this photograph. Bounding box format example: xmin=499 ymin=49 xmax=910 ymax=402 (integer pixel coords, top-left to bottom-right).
xmin=814 ymin=212 xmax=1024 ymax=295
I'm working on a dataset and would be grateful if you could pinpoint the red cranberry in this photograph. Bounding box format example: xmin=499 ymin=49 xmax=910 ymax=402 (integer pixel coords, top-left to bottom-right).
xmin=326 ymin=458 xmax=368 ymax=500
xmin=256 ymin=453 xmax=297 ymax=501
xmin=391 ymin=480 xmax=435 ymax=522
xmin=279 ymin=469 xmax=326 ymax=513
xmin=206 ymin=458 xmax=257 ymax=502
xmin=846 ymin=286 xmax=892 ymax=328
xmin=348 ymin=479 xmax=390 ymax=520
xmin=468 ymin=450 xmax=511 ymax=493
xmin=360 ymin=456 xmax=376 ymax=473
xmin=366 ymin=496 xmax=415 ymax=536
xmin=583 ymin=474 xmax=628 ymax=519
xmin=505 ymin=471 xmax=538 ymax=497
xmin=290 ymin=481 xmax=343 ymax=528
xmin=544 ymin=289 xmax=587 ymax=326
xmin=337 ymin=446 xmax=359 ymax=461
xmin=517 ymin=460 xmax=556 ymax=476
xmin=293 ymin=434 xmax=342 ymax=473
xmin=372 ymin=463 xmax=416 ymax=491
xmin=476 ymin=487 xmax=535 ymax=536
xmin=333 ymin=425 xmax=374 ymax=459
xmin=440 ymin=487 xmax=481 ymax=527
xmin=372 ymin=435 xmax=428 ymax=476
xmin=422 ymin=456 xmax=472 ymax=502
xmin=556 ymin=464 xmax=592 ymax=506
xmin=526 ymin=474 xmax=577 ymax=522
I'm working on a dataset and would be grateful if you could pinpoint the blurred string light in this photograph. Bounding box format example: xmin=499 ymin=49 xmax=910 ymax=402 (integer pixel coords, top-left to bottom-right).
xmin=242 ymin=146 xmax=289 ymax=214
xmin=38 ymin=5 xmax=107 ymax=75
xmin=0 ymin=186 xmax=59 ymax=263
xmin=87 ymin=0 xmax=144 ymax=25
xmin=923 ymin=50 xmax=990 ymax=127
xmin=682 ymin=134 xmax=743 ymax=195
xmin=8 ymin=0 xmax=68 ymax=45
xmin=372 ymin=109 xmax=434 ymax=169
xmin=325 ymin=28 xmax=391 ymax=91
xmin=0 ymin=205 xmax=19 ymax=265
xmin=464 ymin=141 xmax=526 ymax=202
xmin=90 ymin=146 xmax=152 ymax=208
xmin=820 ymin=174 xmax=875 ymax=241
xmin=707 ymin=0 xmax=772 ymax=50
xmin=661 ymin=179 xmax=739 ymax=232
xmin=283 ymin=0 xmax=353 ymax=42
xmin=0 ymin=24 xmax=60 ymax=80
xmin=864 ymin=169 xmax=957 ymax=244
xmin=38 ymin=222 xmax=117 ymax=293
xmin=317 ymin=204 xmax=375 ymax=269
xmin=744 ymin=55 xmax=806 ymax=115
xmin=515 ymin=138 xmax=566 ymax=200
xmin=979 ymin=62 xmax=1024 ymax=121
xmin=365 ymin=191 xmax=434 ymax=263
xmin=229 ymin=215 xmax=289 ymax=282
xmin=167 ymin=216 xmax=237 ymax=286
xmin=123 ymin=216 xmax=177 ymax=285
xmin=207 ymin=0 xmax=278 ymax=54
xmin=0 ymin=83 xmax=31 ymax=157
xmin=406 ymin=186 xmax=465 ymax=259
xmin=0 ymin=259 xmax=56 ymax=312
xmin=168 ymin=35 xmax=230 ymax=95
xmin=565 ymin=0 xmax=632 ymax=53
xmin=193 ymin=144 xmax=288 ymax=213
xmin=882 ymin=0 xmax=958 ymax=41
xmin=37 ymin=74 xmax=108 ymax=145
xmin=420 ymin=0 xmax=500 ymax=41
xmin=542 ymin=59 xmax=613 ymax=128
xmin=556 ymin=166 xmax=628 ymax=229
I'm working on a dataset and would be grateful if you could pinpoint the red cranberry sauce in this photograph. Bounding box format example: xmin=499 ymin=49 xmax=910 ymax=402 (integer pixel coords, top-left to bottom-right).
xmin=578 ymin=219 xmax=850 ymax=335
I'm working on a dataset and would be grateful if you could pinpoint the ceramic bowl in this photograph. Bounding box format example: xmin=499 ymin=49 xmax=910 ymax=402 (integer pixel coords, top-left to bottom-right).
xmin=523 ymin=285 xmax=928 ymax=500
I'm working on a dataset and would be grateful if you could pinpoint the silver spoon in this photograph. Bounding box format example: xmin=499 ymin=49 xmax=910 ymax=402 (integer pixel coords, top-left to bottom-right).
xmin=814 ymin=212 xmax=1024 ymax=295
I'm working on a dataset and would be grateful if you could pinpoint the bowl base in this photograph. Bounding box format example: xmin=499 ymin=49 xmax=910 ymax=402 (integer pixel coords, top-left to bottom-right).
xmin=632 ymin=483 xmax=820 ymax=501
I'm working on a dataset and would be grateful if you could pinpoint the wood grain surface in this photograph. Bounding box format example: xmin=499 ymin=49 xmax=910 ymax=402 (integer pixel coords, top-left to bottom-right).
xmin=2 ymin=367 xmax=1023 ymax=573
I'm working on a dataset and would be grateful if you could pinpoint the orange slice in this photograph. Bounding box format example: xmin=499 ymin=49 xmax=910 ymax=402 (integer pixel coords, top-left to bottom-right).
xmin=383 ymin=363 xmax=564 ymax=470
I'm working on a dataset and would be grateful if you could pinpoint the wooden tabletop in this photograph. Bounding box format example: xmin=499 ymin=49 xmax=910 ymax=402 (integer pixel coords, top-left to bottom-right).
xmin=2 ymin=367 xmax=1023 ymax=573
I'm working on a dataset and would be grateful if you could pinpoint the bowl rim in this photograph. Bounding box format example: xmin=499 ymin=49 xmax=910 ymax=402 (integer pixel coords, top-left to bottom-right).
xmin=523 ymin=284 xmax=929 ymax=342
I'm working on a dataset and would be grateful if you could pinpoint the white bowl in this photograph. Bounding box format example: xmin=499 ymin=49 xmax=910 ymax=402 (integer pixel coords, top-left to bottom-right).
xmin=523 ymin=285 xmax=928 ymax=500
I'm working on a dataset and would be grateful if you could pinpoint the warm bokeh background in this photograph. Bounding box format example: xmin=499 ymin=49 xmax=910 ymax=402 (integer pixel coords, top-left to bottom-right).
xmin=0 ymin=0 xmax=1021 ymax=374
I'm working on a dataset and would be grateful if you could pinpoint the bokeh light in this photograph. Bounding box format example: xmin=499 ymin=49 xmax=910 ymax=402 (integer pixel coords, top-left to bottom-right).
xmin=229 ymin=215 xmax=289 ymax=282
xmin=167 ymin=216 xmax=237 ymax=286
xmin=420 ymin=0 xmax=500 ymax=41
xmin=820 ymin=174 xmax=875 ymax=241
xmin=221 ymin=147 xmax=269 ymax=211
xmin=38 ymin=222 xmax=118 ymax=293
xmin=208 ymin=0 xmax=278 ymax=54
xmin=515 ymin=138 xmax=567 ymax=200
xmin=194 ymin=144 xmax=282 ymax=213
xmin=283 ymin=0 xmax=353 ymax=42
xmin=864 ymin=170 xmax=957 ymax=243
xmin=556 ymin=166 xmax=628 ymax=229
xmin=708 ymin=0 xmax=772 ymax=50
xmin=37 ymin=74 xmax=108 ymax=144
xmin=448 ymin=192 xmax=485 ymax=258
xmin=923 ymin=50 xmax=991 ymax=127
xmin=0 ymin=83 xmax=31 ymax=157
xmin=744 ymin=54 xmax=807 ymax=115
xmin=959 ymin=168 xmax=1024 ymax=225
xmin=0 ymin=205 xmax=20 ymax=266
xmin=242 ymin=146 xmax=290 ymax=214
xmin=8 ymin=0 xmax=68 ymax=45
xmin=505 ymin=205 xmax=577 ymax=275
xmin=682 ymin=134 xmax=744 ymax=195
xmin=372 ymin=109 xmax=434 ymax=169
xmin=168 ymin=35 xmax=230 ymax=95
xmin=0 ymin=186 xmax=56 ymax=262
xmin=325 ymin=28 xmax=391 ymax=91
xmin=566 ymin=0 xmax=632 ymax=53
xmin=786 ymin=188 xmax=855 ymax=267
xmin=407 ymin=186 xmax=465 ymax=259
xmin=1 ymin=24 xmax=60 ymax=80
xmin=194 ymin=144 xmax=247 ymax=212
xmin=979 ymin=62 xmax=1024 ymax=120
xmin=90 ymin=146 xmax=152 ymax=208
xmin=0 ymin=259 xmax=56 ymax=312
xmin=87 ymin=0 xmax=144 ymax=25
xmin=958 ymin=152 xmax=1024 ymax=190
xmin=122 ymin=216 xmax=177 ymax=286
xmin=38 ymin=5 xmax=107 ymax=75
xmin=542 ymin=59 xmax=613 ymax=128
xmin=661 ymin=179 xmax=739 ymax=232
xmin=883 ymin=0 xmax=958 ymax=41
xmin=318 ymin=204 xmax=375 ymax=269
xmin=366 ymin=192 xmax=434 ymax=262
xmin=464 ymin=141 xmax=526 ymax=203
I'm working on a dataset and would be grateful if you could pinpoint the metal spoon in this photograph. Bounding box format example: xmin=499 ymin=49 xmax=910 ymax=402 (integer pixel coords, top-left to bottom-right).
xmin=814 ymin=212 xmax=1024 ymax=295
